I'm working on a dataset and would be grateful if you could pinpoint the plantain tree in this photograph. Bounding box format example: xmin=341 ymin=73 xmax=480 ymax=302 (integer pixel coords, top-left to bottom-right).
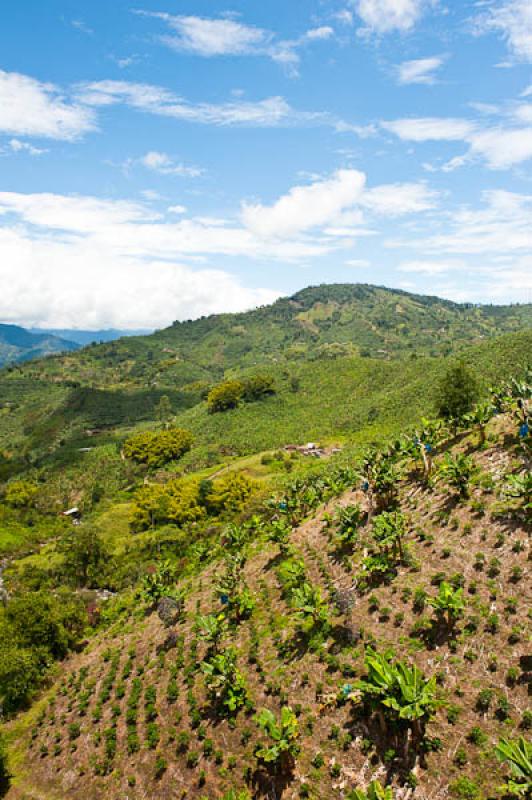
xmin=335 ymin=503 xmax=365 ymax=546
xmin=347 ymin=780 xmax=393 ymax=800
xmin=197 ymin=613 xmax=227 ymax=654
xmin=428 ymin=581 xmax=465 ymax=633
xmin=439 ymin=452 xmax=475 ymax=498
xmin=255 ymin=706 xmax=300 ymax=773
xmin=355 ymin=648 xmax=440 ymax=759
xmin=495 ymin=737 xmax=532 ymax=797
xmin=291 ymin=583 xmax=330 ymax=632
xmin=201 ymin=647 xmax=247 ymax=716
xmin=372 ymin=511 xmax=407 ymax=564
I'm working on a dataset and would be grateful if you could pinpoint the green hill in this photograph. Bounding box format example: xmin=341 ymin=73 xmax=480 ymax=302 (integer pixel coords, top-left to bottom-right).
xmin=7 ymin=284 xmax=531 ymax=391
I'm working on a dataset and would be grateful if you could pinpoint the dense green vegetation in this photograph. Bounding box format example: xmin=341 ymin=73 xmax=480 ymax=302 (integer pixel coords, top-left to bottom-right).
xmin=0 ymin=284 xmax=530 ymax=800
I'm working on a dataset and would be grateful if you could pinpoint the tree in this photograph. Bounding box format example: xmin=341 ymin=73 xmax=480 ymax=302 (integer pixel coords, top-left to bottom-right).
xmin=123 ymin=428 xmax=193 ymax=468
xmin=155 ymin=394 xmax=172 ymax=428
xmin=5 ymin=590 xmax=86 ymax=660
xmin=255 ymin=706 xmax=300 ymax=773
xmin=242 ymin=373 xmax=275 ymax=401
xmin=4 ymin=480 xmax=38 ymax=509
xmin=435 ymin=362 xmax=478 ymax=428
xmin=0 ymin=641 xmax=41 ymax=712
xmin=207 ymin=380 xmax=244 ymax=413
xmin=495 ymin=737 xmax=532 ymax=797
xmin=59 ymin=526 xmax=108 ymax=587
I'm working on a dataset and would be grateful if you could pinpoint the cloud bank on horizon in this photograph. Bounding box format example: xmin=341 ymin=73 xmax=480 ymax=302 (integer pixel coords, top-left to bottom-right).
xmin=0 ymin=0 xmax=531 ymax=329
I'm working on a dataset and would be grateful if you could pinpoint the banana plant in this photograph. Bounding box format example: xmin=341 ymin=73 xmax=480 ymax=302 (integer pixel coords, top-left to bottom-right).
xmin=503 ymin=472 xmax=532 ymax=524
xmin=347 ymin=780 xmax=394 ymax=800
xmin=465 ymin=402 xmax=494 ymax=446
xmin=139 ymin=559 xmax=178 ymax=606
xmin=438 ymin=452 xmax=475 ymax=498
xmin=356 ymin=648 xmax=439 ymax=756
xmin=335 ymin=503 xmax=365 ymax=546
xmin=255 ymin=706 xmax=300 ymax=773
xmin=277 ymin=558 xmax=306 ymax=596
xmin=268 ymin=518 xmax=292 ymax=556
xmin=196 ymin=613 xmax=227 ymax=653
xmin=495 ymin=737 xmax=532 ymax=797
xmin=221 ymin=523 xmax=248 ymax=552
xmin=372 ymin=511 xmax=407 ymax=564
xmin=291 ymin=582 xmax=330 ymax=630
xmin=201 ymin=647 xmax=247 ymax=716
xmin=359 ymin=449 xmax=399 ymax=517
xmin=428 ymin=581 xmax=465 ymax=631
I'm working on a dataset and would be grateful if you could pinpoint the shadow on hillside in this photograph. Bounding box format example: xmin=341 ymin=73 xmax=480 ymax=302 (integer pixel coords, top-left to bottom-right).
xmin=346 ymin=708 xmax=426 ymax=783
xmin=0 ymin=774 xmax=10 ymax=798
xmin=248 ymin=764 xmax=294 ymax=799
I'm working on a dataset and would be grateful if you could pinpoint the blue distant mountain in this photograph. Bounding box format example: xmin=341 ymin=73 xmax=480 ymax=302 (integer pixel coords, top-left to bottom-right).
xmin=29 ymin=328 xmax=153 ymax=346
xmin=0 ymin=324 xmax=80 ymax=367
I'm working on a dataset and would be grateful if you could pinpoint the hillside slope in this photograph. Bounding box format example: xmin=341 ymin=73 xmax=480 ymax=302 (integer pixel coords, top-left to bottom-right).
xmin=3 ymin=408 xmax=530 ymax=800
xmin=7 ymin=284 xmax=531 ymax=390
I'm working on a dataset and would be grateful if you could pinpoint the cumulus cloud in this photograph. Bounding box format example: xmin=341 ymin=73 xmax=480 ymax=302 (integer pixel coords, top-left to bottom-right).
xmin=396 ymin=56 xmax=445 ymax=84
xmin=474 ymin=0 xmax=532 ymax=62
xmin=0 ymin=69 xmax=95 ymax=140
xmin=241 ymin=170 xmax=367 ymax=238
xmin=360 ymin=182 xmax=438 ymax=215
xmin=356 ymin=0 xmax=432 ymax=34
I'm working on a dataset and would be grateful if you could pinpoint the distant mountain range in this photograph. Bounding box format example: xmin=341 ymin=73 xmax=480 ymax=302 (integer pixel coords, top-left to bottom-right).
xmin=0 ymin=324 xmax=80 ymax=367
xmin=0 ymin=325 xmax=151 ymax=366
xmin=29 ymin=328 xmax=152 ymax=346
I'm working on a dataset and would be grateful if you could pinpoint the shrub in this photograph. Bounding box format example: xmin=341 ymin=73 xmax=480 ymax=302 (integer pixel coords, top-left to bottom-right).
xmin=449 ymin=777 xmax=483 ymax=800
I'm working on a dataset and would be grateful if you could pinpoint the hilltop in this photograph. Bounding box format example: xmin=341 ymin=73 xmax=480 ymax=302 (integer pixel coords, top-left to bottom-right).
xmin=6 ymin=284 xmax=531 ymax=390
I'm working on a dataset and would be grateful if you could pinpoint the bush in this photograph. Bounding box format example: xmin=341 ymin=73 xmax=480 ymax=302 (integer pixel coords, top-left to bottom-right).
xmin=207 ymin=380 xmax=244 ymax=413
xmin=449 ymin=777 xmax=483 ymax=800
xmin=4 ymin=480 xmax=38 ymax=508
xmin=435 ymin=362 xmax=479 ymax=424
xmin=0 ymin=730 xmax=9 ymax=783
xmin=123 ymin=428 xmax=194 ymax=467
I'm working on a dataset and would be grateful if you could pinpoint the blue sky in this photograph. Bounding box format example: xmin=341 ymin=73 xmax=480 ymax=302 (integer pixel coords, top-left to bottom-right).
xmin=0 ymin=0 xmax=531 ymax=329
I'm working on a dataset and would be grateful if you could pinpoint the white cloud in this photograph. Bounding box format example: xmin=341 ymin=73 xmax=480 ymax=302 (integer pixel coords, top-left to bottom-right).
xmin=468 ymin=126 xmax=532 ymax=168
xmin=0 ymin=69 xmax=95 ymax=140
xmin=345 ymin=258 xmax=370 ymax=267
xmin=398 ymin=259 xmax=464 ymax=274
xmin=334 ymin=10 xmax=355 ymax=25
xmin=241 ymin=170 xmax=366 ymax=238
xmin=0 ymin=226 xmax=279 ymax=329
xmin=396 ymin=56 xmax=445 ymax=85
xmin=382 ymin=117 xmax=475 ymax=141
xmin=356 ymin=0 xmax=431 ymax=34
xmin=168 ymin=205 xmax=187 ymax=214
xmin=383 ymin=113 xmax=532 ymax=169
xmin=3 ymin=138 xmax=47 ymax=156
xmin=139 ymin=151 xmax=204 ymax=177
xmin=76 ymin=80 xmax=332 ymax=127
xmin=360 ymin=182 xmax=438 ymax=215
xmin=137 ymin=12 xmax=334 ymax=75
xmin=151 ymin=13 xmax=270 ymax=56
xmin=474 ymin=0 xmax=532 ymax=62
